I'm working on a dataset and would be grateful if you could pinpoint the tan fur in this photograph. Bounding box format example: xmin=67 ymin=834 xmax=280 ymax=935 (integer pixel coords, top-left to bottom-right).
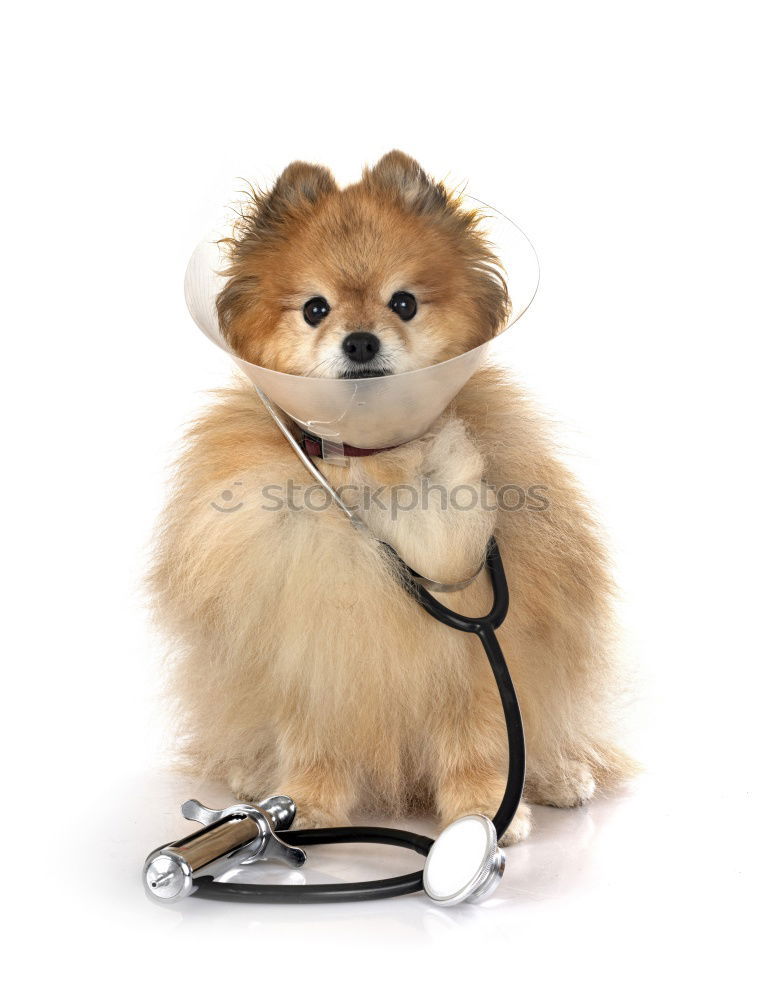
xmin=150 ymin=154 xmax=634 ymax=845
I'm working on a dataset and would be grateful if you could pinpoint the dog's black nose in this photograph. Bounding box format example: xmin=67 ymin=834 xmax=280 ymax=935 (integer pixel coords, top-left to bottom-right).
xmin=342 ymin=331 xmax=380 ymax=364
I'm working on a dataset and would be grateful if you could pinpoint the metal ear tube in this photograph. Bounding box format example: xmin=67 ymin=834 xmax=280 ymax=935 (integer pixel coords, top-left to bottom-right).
xmin=143 ymin=795 xmax=306 ymax=903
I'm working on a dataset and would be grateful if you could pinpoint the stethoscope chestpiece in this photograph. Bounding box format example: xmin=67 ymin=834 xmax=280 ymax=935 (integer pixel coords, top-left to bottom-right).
xmin=423 ymin=814 xmax=505 ymax=906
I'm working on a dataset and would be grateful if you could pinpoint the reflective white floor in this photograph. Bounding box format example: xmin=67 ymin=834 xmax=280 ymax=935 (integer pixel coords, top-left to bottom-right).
xmin=38 ymin=758 xmax=751 ymax=996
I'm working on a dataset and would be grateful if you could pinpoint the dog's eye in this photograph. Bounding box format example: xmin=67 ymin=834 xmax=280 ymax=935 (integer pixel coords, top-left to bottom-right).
xmin=303 ymin=297 xmax=330 ymax=327
xmin=388 ymin=291 xmax=417 ymax=321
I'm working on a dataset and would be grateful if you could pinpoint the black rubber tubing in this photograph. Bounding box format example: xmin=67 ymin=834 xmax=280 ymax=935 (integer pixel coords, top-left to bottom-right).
xmin=193 ymin=537 xmax=526 ymax=903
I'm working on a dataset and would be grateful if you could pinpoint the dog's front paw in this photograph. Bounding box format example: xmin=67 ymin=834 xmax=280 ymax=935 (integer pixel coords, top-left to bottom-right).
xmin=227 ymin=767 xmax=266 ymax=805
xmin=443 ymin=801 xmax=532 ymax=846
xmin=525 ymin=761 xmax=596 ymax=808
xmin=290 ymin=802 xmax=350 ymax=830
xmin=497 ymin=801 xmax=533 ymax=846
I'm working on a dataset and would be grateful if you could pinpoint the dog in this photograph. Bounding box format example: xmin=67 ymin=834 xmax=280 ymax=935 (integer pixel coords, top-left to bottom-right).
xmin=151 ymin=151 xmax=634 ymax=844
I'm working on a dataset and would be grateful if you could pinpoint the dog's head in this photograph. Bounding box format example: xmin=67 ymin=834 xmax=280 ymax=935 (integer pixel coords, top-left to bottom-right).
xmin=217 ymin=151 xmax=509 ymax=378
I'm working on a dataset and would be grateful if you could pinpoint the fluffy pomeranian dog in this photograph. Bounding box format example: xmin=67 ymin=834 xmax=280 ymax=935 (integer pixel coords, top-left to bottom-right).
xmin=152 ymin=151 xmax=633 ymax=844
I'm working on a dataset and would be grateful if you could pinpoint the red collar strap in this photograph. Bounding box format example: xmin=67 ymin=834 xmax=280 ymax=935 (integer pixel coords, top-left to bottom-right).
xmin=301 ymin=430 xmax=399 ymax=460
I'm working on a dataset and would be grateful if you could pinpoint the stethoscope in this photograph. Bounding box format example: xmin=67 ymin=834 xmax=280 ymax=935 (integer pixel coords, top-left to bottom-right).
xmin=143 ymin=391 xmax=526 ymax=907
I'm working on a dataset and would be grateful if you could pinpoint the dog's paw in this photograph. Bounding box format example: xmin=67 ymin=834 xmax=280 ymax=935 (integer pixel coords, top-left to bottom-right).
xmin=227 ymin=767 xmax=265 ymax=804
xmin=525 ymin=761 xmax=597 ymax=808
xmin=444 ymin=801 xmax=532 ymax=846
xmin=290 ymin=803 xmax=349 ymax=830
xmin=497 ymin=801 xmax=533 ymax=846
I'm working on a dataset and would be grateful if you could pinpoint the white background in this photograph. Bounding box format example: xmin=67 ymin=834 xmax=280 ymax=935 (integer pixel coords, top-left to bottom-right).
xmin=3 ymin=1 xmax=758 ymax=995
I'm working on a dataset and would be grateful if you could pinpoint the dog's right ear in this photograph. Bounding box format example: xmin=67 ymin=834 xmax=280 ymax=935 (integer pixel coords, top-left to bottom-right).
xmin=255 ymin=161 xmax=338 ymax=230
xmin=218 ymin=162 xmax=337 ymax=346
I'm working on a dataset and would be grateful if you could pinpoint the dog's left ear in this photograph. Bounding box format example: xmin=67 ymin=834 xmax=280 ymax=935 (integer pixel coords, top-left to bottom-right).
xmin=362 ymin=150 xmax=449 ymax=214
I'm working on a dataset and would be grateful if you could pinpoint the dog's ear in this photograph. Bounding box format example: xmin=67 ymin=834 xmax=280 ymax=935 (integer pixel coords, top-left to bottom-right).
xmin=362 ymin=150 xmax=449 ymax=214
xmin=367 ymin=152 xmax=509 ymax=335
xmin=255 ymin=161 xmax=338 ymax=230
xmin=271 ymin=161 xmax=337 ymax=207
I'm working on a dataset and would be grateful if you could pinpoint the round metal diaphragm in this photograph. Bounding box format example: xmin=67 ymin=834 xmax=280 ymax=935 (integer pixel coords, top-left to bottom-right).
xmin=423 ymin=814 xmax=505 ymax=906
